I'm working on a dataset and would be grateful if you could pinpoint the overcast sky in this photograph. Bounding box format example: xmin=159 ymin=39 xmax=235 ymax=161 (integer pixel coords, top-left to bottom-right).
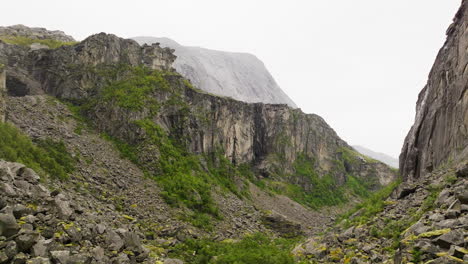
xmin=1 ymin=0 xmax=461 ymax=157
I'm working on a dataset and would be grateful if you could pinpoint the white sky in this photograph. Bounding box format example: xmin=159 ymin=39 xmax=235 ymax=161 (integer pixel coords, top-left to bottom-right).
xmin=1 ymin=0 xmax=461 ymax=157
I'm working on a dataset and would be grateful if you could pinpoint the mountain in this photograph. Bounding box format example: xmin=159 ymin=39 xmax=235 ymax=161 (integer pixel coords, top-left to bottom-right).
xmin=294 ymin=1 xmax=468 ymax=263
xmin=353 ymin=145 xmax=399 ymax=168
xmin=0 ymin=26 xmax=396 ymax=263
xmin=132 ymin=36 xmax=297 ymax=108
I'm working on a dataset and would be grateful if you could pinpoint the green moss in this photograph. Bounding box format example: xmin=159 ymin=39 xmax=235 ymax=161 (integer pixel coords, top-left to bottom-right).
xmin=0 ymin=122 xmax=75 ymax=179
xmin=0 ymin=36 xmax=77 ymax=49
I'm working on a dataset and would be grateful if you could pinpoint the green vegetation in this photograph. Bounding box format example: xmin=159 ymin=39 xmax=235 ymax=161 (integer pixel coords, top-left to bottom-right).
xmin=101 ymin=66 xmax=169 ymax=111
xmin=0 ymin=36 xmax=77 ymax=49
xmin=338 ymin=178 xmax=401 ymax=227
xmin=266 ymin=153 xmax=374 ymax=210
xmin=0 ymin=122 xmax=75 ymax=179
xmin=170 ymin=233 xmax=298 ymax=264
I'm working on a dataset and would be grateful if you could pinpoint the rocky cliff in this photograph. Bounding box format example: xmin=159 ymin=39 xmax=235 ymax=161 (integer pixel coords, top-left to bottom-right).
xmin=132 ymin=37 xmax=298 ymax=108
xmin=400 ymin=1 xmax=468 ymax=182
xmin=0 ymin=63 xmax=5 ymax=122
xmin=0 ymin=31 xmax=395 ymax=190
xmin=0 ymin=25 xmax=398 ymax=264
xmin=292 ymin=2 xmax=468 ymax=263
xmin=0 ymin=24 xmax=75 ymax=42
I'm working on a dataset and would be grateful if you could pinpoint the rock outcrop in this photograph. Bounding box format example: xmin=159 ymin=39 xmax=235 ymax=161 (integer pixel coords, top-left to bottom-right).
xmin=293 ymin=2 xmax=468 ymax=263
xmin=132 ymin=37 xmax=298 ymax=108
xmin=0 ymin=64 xmax=5 ymax=121
xmin=0 ymin=30 xmax=395 ymax=190
xmin=0 ymin=24 xmax=75 ymax=42
xmin=400 ymin=1 xmax=468 ymax=181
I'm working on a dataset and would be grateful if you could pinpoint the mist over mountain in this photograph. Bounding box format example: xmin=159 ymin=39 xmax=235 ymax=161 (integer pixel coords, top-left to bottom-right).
xmin=132 ymin=36 xmax=297 ymax=108
xmin=353 ymin=145 xmax=399 ymax=168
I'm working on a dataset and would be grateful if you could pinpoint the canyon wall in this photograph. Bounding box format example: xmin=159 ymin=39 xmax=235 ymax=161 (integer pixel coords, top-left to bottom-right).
xmin=400 ymin=1 xmax=468 ymax=181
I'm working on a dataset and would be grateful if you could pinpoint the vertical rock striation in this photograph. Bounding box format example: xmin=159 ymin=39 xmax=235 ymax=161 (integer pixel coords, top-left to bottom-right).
xmin=400 ymin=1 xmax=468 ymax=181
xmin=0 ymin=63 xmax=5 ymax=121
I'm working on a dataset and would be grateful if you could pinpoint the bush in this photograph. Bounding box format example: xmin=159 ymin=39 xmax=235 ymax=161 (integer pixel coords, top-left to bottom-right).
xmin=0 ymin=122 xmax=75 ymax=179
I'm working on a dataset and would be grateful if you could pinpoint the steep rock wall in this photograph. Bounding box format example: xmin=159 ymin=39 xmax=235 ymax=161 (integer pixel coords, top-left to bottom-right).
xmin=0 ymin=64 xmax=5 ymax=121
xmin=400 ymin=1 xmax=468 ymax=181
xmin=0 ymin=31 xmax=396 ymax=189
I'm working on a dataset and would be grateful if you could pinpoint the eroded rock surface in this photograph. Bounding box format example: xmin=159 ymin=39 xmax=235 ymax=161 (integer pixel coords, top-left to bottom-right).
xmin=400 ymin=1 xmax=468 ymax=181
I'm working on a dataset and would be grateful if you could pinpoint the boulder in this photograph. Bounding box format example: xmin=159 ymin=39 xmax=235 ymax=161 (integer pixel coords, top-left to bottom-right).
xmin=54 ymin=194 xmax=73 ymax=219
xmin=457 ymin=191 xmax=468 ymax=204
xmin=433 ymin=229 xmax=464 ymax=249
xmin=0 ymin=213 xmax=19 ymax=237
xmin=106 ymin=230 xmax=124 ymax=251
xmin=15 ymin=230 xmax=40 ymax=251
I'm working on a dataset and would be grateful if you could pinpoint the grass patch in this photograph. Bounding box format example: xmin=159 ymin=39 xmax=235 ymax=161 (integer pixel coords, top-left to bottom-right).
xmin=0 ymin=122 xmax=75 ymax=179
xmin=0 ymin=36 xmax=77 ymax=49
xmin=338 ymin=178 xmax=401 ymax=227
xmin=170 ymin=233 xmax=298 ymax=264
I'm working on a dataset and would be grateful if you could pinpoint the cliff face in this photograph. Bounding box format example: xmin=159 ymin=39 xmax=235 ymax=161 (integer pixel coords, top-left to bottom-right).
xmin=0 ymin=64 xmax=5 ymax=121
xmin=0 ymin=32 xmax=395 ymax=192
xmin=400 ymin=1 xmax=468 ymax=181
xmin=133 ymin=37 xmax=298 ymax=108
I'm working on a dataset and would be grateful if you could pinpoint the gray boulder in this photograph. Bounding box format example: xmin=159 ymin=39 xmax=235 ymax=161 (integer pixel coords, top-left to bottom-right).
xmin=0 ymin=213 xmax=19 ymax=237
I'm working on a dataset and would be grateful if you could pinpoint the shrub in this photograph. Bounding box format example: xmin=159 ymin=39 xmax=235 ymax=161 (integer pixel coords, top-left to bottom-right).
xmin=0 ymin=122 xmax=75 ymax=179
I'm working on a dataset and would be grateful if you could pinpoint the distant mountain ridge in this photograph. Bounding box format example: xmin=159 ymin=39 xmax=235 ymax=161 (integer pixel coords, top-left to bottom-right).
xmin=352 ymin=145 xmax=399 ymax=168
xmin=132 ymin=36 xmax=297 ymax=108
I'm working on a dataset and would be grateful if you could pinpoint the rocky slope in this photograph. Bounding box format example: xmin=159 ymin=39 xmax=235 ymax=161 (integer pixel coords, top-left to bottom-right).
xmin=0 ymin=25 xmax=397 ymax=264
xmin=353 ymin=145 xmax=399 ymax=168
xmin=132 ymin=37 xmax=297 ymax=108
xmin=400 ymin=0 xmax=468 ymax=182
xmin=294 ymin=1 xmax=468 ymax=263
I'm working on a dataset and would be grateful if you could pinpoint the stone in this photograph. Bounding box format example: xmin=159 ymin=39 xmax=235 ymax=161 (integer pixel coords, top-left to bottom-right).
xmin=92 ymin=246 xmax=105 ymax=261
xmin=435 ymin=219 xmax=461 ymax=229
xmin=456 ymin=164 xmax=468 ymax=178
xmin=54 ymin=194 xmax=73 ymax=219
xmin=15 ymin=230 xmax=40 ymax=251
xmin=0 ymin=251 xmax=8 ymax=263
xmin=111 ymin=253 xmax=130 ymax=264
xmin=50 ymin=251 xmax=71 ymax=264
xmin=12 ymin=252 xmax=27 ymax=264
xmin=123 ymin=232 xmax=142 ymax=253
xmin=32 ymin=239 xmax=52 ymax=258
xmin=433 ymin=229 xmax=464 ymax=249
xmin=12 ymin=204 xmax=32 ymax=219
xmin=106 ymin=230 xmax=124 ymax=251
xmin=0 ymin=213 xmax=19 ymax=237
xmin=261 ymin=212 xmax=302 ymax=238
xmin=4 ymin=241 xmax=17 ymax=259
xmin=453 ymin=246 xmax=468 ymax=259
xmin=457 ymin=191 xmax=468 ymax=204
xmin=19 ymin=167 xmax=40 ymax=183
xmin=1 ymin=183 xmax=16 ymax=196
xmin=0 ymin=199 xmax=6 ymax=211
